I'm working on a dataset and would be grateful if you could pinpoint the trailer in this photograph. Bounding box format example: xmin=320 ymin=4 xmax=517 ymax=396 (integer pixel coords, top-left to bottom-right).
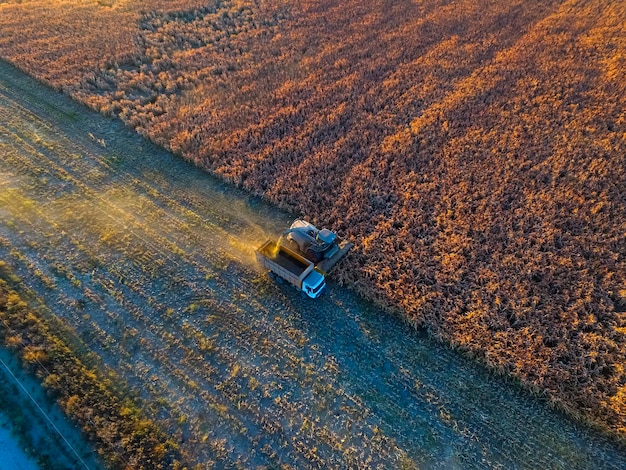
xmin=256 ymin=241 xmax=326 ymax=298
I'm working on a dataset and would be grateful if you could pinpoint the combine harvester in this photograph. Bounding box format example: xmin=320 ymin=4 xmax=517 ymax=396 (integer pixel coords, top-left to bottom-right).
xmin=256 ymin=220 xmax=353 ymax=298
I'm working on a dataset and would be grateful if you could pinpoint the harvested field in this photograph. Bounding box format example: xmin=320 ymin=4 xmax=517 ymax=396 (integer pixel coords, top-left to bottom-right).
xmin=1 ymin=0 xmax=625 ymax=450
xmin=1 ymin=58 xmax=626 ymax=468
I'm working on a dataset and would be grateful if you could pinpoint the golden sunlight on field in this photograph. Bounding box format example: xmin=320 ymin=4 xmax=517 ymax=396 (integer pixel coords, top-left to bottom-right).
xmin=1 ymin=0 xmax=624 ymax=447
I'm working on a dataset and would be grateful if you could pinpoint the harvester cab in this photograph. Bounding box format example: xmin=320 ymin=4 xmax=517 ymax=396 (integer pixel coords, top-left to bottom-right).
xmin=281 ymin=219 xmax=340 ymax=263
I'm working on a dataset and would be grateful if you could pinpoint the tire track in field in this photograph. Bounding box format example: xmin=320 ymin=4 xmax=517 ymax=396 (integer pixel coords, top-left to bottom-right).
xmin=0 ymin=91 xmax=400 ymax=466
xmin=0 ymin=138 xmax=311 ymax=466
xmin=1 ymin=61 xmax=625 ymax=469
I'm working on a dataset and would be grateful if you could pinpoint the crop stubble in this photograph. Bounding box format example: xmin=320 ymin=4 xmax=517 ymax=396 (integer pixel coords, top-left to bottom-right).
xmin=0 ymin=61 xmax=625 ymax=468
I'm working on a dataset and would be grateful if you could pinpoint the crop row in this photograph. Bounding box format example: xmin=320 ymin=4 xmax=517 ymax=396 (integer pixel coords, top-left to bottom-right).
xmin=1 ymin=56 xmax=625 ymax=468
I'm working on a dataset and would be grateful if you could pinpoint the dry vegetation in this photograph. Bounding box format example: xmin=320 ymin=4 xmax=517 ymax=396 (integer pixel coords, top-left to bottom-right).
xmin=1 ymin=0 xmax=625 ymax=441
xmin=0 ymin=276 xmax=184 ymax=469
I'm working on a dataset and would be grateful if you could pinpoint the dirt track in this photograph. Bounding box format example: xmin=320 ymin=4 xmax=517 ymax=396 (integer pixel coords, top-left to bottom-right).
xmin=1 ymin=60 xmax=624 ymax=468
